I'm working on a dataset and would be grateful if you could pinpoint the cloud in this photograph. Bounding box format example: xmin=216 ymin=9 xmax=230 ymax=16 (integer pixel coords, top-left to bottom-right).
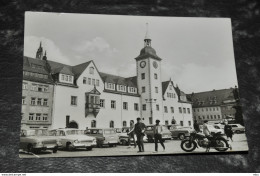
xmin=24 ymin=36 xmax=72 ymax=65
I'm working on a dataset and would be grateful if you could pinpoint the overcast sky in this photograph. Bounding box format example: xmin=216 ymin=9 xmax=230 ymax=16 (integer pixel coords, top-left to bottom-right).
xmin=24 ymin=12 xmax=238 ymax=93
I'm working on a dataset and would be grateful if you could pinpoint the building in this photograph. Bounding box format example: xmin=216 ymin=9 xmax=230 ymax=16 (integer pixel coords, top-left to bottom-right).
xmin=188 ymin=88 xmax=238 ymax=124
xmin=21 ymin=27 xmax=193 ymax=130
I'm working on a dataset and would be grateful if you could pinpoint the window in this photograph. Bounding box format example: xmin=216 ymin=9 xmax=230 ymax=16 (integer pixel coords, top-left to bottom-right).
xmin=142 ymin=86 xmax=145 ymax=93
xmin=111 ymin=100 xmax=116 ymax=109
xmin=107 ymin=83 xmax=115 ymax=90
xmin=31 ymin=85 xmax=37 ymax=91
xmin=36 ymin=114 xmax=41 ymax=121
xmin=156 ymin=104 xmax=159 ymax=111
xmin=89 ymin=67 xmax=94 ymax=74
xmin=83 ymin=77 xmax=87 ymax=84
xmin=100 ymin=99 xmax=105 ymax=108
xmin=207 ymin=115 xmax=209 ymax=119
xmin=206 ymin=108 xmax=208 ymax=111
xmin=92 ymin=79 xmax=95 ymax=85
xmin=154 ymin=73 xmax=158 ymax=79
xmin=165 ymin=120 xmax=169 ymax=126
xmin=187 ymin=108 xmax=190 ymax=114
xmin=213 ymin=107 xmax=215 ymax=111
xmin=173 ymin=93 xmax=176 ymax=98
xmin=31 ymin=98 xmax=36 ymax=105
xmin=211 ymin=115 xmax=213 ymax=119
xmin=123 ymin=102 xmax=128 ymax=110
xmin=143 ymin=104 xmax=146 ymax=111
xmin=91 ymin=120 xmax=96 ymax=128
xmin=43 ymin=99 xmax=48 ymax=106
xmin=149 ymin=117 xmax=153 ymax=125
xmin=37 ymin=98 xmax=42 ymax=106
xmin=155 ymin=87 xmax=158 ymax=93
xmin=180 ymin=121 xmax=183 ymax=126
xmin=123 ymin=121 xmax=127 ymax=127
xmin=188 ymin=121 xmax=191 ymax=126
xmin=38 ymin=86 xmax=43 ymax=92
xmin=88 ymin=78 xmax=91 ymax=85
xmin=216 ymin=107 xmax=219 ymax=111
xmin=141 ymin=73 xmax=145 ymax=80
xmin=203 ymin=116 xmax=205 ymax=119
xmin=194 ymin=109 xmax=196 ymax=112
xmin=183 ymin=108 xmax=186 ymax=114
xmin=214 ymin=115 xmax=216 ymax=119
xmin=197 ymin=109 xmax=199 ymax=112
xmin=29 ymin=113 xmax=34 ymax=121
xmin=71 ymin=96 xmax=77 ymax=106
xmin=164 ymin=106 xmax=168 ymax=113
xmin=22 ymin=97 xmax=26 ymax=105
xmin=218 ymin=115 xmax=220 ymax=119
xmin=22 ymin=82 xmax=28 ymax=90
xmin=43 ymin=86 xmax=48 ymax=92
xmin=134 ymin=103 xmax=139 ymax=111
xmin=43 ymin=114 xmax=48 ymax=121
xmin=171 ymin=107 xmax=174 ymax=113
xmin=109 ymin=121 xmax=114 ymax=128
xmin=179 ymin=107 xmax=182 ymax=113
xmin=96 ymin=80 xmax=99 ymax=86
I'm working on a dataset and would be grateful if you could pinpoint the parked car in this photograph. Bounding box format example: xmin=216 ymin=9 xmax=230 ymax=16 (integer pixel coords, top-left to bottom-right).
xmin=199 ymin=125 xmax=225 ymax=135
xmin=230 ymin=124 xmax=245 ymax=133
xmin=50 ymin=128 xmax=96 ymax=151
xmin=145 ymin=125 xmax=172 ymax=142
xmin=116 ymin=127 xmax=148 ymax=145
xmin=20 ymin=129 xmax=60 ymax=154
xmin=85 ymin=128 xmax=118 ymax=147
xmin=168 ymin=125 xmax=193 ymax=140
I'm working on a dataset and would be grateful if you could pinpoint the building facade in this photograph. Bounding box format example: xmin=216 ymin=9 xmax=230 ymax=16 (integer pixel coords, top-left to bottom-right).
xmin=188 ymin=88 xmax=238 ymax=124
xmin=21 ymin=29 xmax=193 ymax=130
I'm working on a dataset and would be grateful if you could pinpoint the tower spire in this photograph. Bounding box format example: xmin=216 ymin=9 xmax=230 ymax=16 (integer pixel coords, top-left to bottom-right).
xmin=36 ymin=41 xmax=43 ymax=59
xmin=144 ymin=23 xmax=151 ymax=47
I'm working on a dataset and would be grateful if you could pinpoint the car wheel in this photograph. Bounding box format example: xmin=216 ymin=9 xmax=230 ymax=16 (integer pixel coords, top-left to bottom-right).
xmin=109 ymin=144 xmax=113 ymax=147
xmin=86 ymin=147 xmax=92 ymax=151
xmin=53 ymin=147 xmax=58 ymax=153
xmin=66 ymin=143 xmax=73 ymax=151
xmin=178 ymin=134 xmax=185 ymax=140
xmin=27 ymin=144 xmax=33 ymax=153
xmin=121 ymin=140 xmax=127 ymax=146
xmin=235 ymin=130 xmax=240 ymax=134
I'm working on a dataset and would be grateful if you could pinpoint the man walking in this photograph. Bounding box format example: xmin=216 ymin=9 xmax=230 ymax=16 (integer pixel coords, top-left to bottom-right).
xmin=193 ymin=120 xmax=200 ymax=133
xmin=127 ymin=123 xmax=136 ymax=148
xmin=133 ymin=117 xmax=146 ymax=152
xmin=153 ymin=119 xmax=165 ymax=153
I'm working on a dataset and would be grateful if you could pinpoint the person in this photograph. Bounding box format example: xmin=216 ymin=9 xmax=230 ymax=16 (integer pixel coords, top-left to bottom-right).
xmin=224 ymin=120 xmax=233 ymax=150
xmin=153 ymin=119 xmax=165 ymax=153
xmin=127 ymin=123 xmax=136 ymax=148
xmin=133 ymin=117 xmax=146 ymax=152
xmin=203 ymin=120 xmax=211 ymax=137
xmin=193 ymin=120 xmax=200 ymax=133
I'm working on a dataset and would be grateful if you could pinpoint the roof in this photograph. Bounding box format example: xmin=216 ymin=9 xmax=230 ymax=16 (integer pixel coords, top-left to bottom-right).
xmin=162 ymin=80 xmax=174 ymax=96
xmin=135 ymin=46 xmax=162 ymax=61
xmin=99 ymin=72 xmax=137 ymax=88
xmin=189 ymin=88 xmax=236 ymax=108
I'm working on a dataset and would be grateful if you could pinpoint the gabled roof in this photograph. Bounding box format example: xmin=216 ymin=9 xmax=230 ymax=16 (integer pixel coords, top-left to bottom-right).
xmin=162 ymin=80 xmax=174 ymax=96
xmin=189 ymin=88 xmax=236 ymax=108
xmin=99 ymin=72 xmax=137 ymax=88
xmin=72 ymin=61 xmax=92 ymax=79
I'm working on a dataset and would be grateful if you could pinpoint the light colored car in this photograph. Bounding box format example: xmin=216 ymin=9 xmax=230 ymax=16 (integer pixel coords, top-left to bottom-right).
xmin=50 ymin=128 xmax=96 ymax=151
xmin=85 ymin=128 xmax=118 ymax=147
xmin=20 ymin=129 xmax=60 ymax=154
xmin=230 ymin=124 xmax=245 ymax=133
xmin=199 ymin=125 xmax=225 ymax=135
xmin=145 ymin=125 xmax=172 ymax=142
xmin=168 ymin=125 xmax=193 ymax=140
xmin=116 ymin=127 xmax=148 ymax=145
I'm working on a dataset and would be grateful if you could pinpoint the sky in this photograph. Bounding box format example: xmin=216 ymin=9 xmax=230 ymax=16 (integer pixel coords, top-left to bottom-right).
xmin=24 ymin=12 xmax=238 ymax=93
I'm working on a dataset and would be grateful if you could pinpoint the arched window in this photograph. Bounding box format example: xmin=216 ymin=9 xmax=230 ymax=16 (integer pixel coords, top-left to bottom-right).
xmin=109 ymin=121 xmax=114 ymax=128
xmin=123 ymin=121 xmax=127 ymax=127
xmin=91 ymin=120 xmax=96 ymax=128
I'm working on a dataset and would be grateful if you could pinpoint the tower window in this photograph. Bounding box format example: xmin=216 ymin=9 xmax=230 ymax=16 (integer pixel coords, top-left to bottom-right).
xmin=134 ymin=103 xmax=139 ymax=111
xmin=141 ymin=73 xmax=145 ymax=80
xmin=154 ymin=73 xmax=158 ymax=79
xmin=143 ymin=104 xmax=146 ymax=111
xmin=155 ymin=87 xmax=158 ymax=93
xmin=142 ymin=86 xmax=145 ymax=93
xmin=156 ymin=104 xmax=159 ymax=111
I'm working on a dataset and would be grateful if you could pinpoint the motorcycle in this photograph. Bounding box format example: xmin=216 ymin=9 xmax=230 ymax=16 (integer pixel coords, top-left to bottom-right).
xmin=180 ymin=131 xmax=230 ymax=152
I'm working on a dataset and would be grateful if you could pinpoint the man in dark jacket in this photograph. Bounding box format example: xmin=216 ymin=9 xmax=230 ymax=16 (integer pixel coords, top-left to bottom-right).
xmin=153 ymin=119 xmax=165 ymax=153
xmin=193 ymin=120 xmax=200 ymax=133
xmin=133 ymin=117 xmax=146 ymax=152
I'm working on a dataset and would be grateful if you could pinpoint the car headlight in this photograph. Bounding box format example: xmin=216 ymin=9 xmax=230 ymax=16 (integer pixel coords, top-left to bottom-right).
xmin=36 ymin=141 xmax=43 ymax=145
xmin=74 ymin=140 xmax=79 ymax=143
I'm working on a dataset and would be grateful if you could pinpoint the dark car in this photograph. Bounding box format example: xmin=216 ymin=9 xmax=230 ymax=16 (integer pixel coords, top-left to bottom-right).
xmin=145 ymin=125 xmax=172 ymax=142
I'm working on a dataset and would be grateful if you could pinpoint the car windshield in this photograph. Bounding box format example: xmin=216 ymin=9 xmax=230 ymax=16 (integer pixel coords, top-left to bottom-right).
xmin=104 ymin=129 xmax=116 ymax=134
xmin=66 ymin=130 xmax=85 ymax=135
xmin=21 ymin=129 xmax=51 ymax=136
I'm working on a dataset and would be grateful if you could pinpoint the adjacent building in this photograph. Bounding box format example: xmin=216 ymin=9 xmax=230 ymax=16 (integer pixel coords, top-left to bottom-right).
xmin=188 ymin=87 xmax=239 ymax=124
xmin=21 ymin=28 xmax=193 ymax=130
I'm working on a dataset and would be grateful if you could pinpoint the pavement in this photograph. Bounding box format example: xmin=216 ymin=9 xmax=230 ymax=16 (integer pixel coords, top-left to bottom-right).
xmin=19 ymin=133 xmax=249 ymax=158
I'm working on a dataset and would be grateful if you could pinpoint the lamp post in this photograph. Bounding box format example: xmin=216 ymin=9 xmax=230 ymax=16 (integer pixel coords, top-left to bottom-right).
xmin=145 ymin=98 xmax=157 ymax=124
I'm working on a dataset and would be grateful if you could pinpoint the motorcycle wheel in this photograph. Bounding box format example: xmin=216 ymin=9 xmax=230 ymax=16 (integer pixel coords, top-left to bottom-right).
xmin=214 ymin=138 xmax=229 ymax=152
xmin=181 ymin=140 xmax=196 ymax=152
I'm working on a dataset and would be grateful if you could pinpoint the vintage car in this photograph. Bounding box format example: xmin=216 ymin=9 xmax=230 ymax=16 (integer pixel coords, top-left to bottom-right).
xmin=116 ymin=127 xmax=148 ymax=145
xmin=50 ymin=128 xmax=96 ymax=151
xmin=20 ymin=129 xmax=60 ymax=154
xmin=230 ymin=124 xmax=245 ymax=133
xmin=85 ymin=128 xmax=118 ymax=147
xmin=168 ymin=125 xmax=193 ymax=140
xmin=199 ymin=125 xmax=225 ymax=135
xmin=145 ymin=125 xmax=172 ymax=142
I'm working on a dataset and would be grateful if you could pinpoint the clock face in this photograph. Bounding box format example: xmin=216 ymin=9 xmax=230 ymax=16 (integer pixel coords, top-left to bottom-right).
xmin=153 ymin=61 xmax=158 ymax=68
xmin=140 ymin=61 xmax=146 ymax=68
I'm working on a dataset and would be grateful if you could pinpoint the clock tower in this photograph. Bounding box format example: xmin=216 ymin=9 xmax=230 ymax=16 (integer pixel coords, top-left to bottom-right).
xmin=135 ymin=23 xmax=163 ymax=125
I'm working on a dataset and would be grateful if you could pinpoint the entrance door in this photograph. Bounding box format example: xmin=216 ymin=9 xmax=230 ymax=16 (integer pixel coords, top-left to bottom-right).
xmin=68 ymin=121 xmax=78 ymax=129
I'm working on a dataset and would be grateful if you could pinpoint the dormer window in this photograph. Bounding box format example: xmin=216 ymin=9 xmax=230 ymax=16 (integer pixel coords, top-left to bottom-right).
xmin=60 ymin=74 xmax=74 ymax=84
xmin=117 ymin=85 xmax=126 ymax=92
xmin=89 ymin=67 xmax=94 ymax=74
xmin=128 ymin=87 xmax=137 ymax=93
xmin=106 ymin=83 xmax=115 ymax=90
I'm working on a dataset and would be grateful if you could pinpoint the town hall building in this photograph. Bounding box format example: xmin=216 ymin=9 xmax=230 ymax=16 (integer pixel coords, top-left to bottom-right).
xmin=21 ymin=28 xmax=193 ymax=130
